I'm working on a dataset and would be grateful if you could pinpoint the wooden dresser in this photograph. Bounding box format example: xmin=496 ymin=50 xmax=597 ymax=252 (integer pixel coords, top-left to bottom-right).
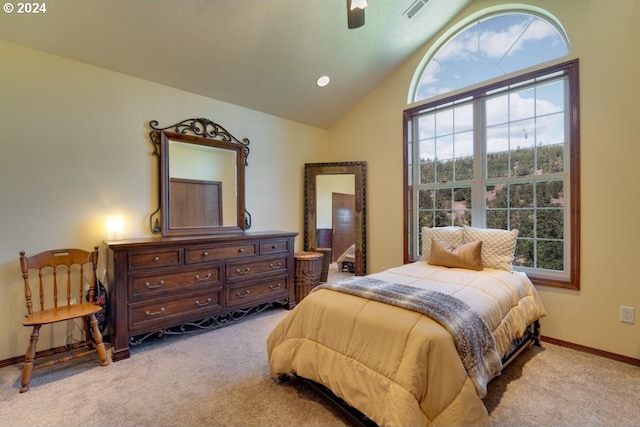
xmin=105 ymin=231 xmax=297 ymax=361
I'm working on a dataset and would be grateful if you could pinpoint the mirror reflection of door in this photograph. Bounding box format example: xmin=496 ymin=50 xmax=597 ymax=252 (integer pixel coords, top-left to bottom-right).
xmin=168 ymin=140 xmax=238 ymax=227
xmin=316 ymin=174 xmax=355 ymax=276
xmin=332 ymin=192 xmax=355 ymax=264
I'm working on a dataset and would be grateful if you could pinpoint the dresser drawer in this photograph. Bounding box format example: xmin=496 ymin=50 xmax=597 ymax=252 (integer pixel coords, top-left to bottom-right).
xmin=226 ymin=277 xmax=289 ymax=308
xmin=260 ymin=239 xmax=290 ymax=255
xmin=128 ymin=288 xmax=223 ymax=332
xmin=184 ymin=243 xmax=257 ymax=264
xmin=128 ymin=249 xmax=182 ymax=270
xmin=129 ymin=263 xmax=223 ymax=300
xmin=227 ymin=255 xmax=288 ymax=283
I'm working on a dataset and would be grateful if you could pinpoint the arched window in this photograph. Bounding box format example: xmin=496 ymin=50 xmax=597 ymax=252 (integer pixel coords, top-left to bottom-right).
xmin=411 ymin=12 xmax=569 ymax=103
xmin=403 ymin=9 xmax=580 ymax=289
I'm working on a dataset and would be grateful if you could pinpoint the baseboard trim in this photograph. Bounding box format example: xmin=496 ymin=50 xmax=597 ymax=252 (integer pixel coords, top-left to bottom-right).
xmin=0 ymin=355 xmax=23 ymax=369
xmin=541 ymin=335 xmax=640 ymax=367
xmin=3 ymin=335 xmax=639 ymax=369
xmin=0 ymin=336 xmax=113 ymax=369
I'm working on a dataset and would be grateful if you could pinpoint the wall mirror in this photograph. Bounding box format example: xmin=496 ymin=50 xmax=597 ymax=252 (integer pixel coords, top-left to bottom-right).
xmin=304 ymin=162 xmax=367 ymax=276
xmin=149 ymin=118 xmax=250 ymax=236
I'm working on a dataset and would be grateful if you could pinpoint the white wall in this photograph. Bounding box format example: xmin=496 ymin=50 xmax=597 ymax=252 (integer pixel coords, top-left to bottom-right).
xmin=327 ymin=0 xmax=640 ymax=359
xmin=0 ymin=40 xmax=328 ymax=361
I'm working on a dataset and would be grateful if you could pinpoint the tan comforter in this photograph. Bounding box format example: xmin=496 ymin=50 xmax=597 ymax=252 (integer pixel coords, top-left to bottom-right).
xmin=266 ymin=261 xmax=546 ymax=426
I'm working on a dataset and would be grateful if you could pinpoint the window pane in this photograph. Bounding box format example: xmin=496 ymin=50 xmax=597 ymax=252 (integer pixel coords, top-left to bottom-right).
xmin=486 ymin=124 xmax=509 ymax=178
xmin=486 ymin=184 xmax=507 ymax=208
xmin=454 ymin=210 xmax=472 ymax=226
xmin=486 ymin=94 xmax=509 ymax=127
xmin=420 ymin=160 xmax=435 ymax=184
xmin=537 ymin=112 xmax=564 ymax=144
xmin=537 ymin=209 xmax=564 ymax=239
xmin=419 ymin=139 xmax=436 ymax=184
xmin=453 ymin=187 xmax=471 ymax=226
xmin=435 ymin=134 xmax=454 ymax=182
xmin=536 ymin=80 xmax=565 ymax=114
xmin=419 ymin=210 xmax=434 ymax=233
xmin=418 ymin=189 xmax=434 ymax=209
xmin=496 ymin=16 xmax=569 ymax=75
xmin=436 ymin=108 xmax=454 ymax=135
xmin=454 ymin=187 xmax=471 ymax=207
xmin=510 ymin=118 xmax=536 ymax=152
xmin=510 ymin=88 xmax=535 ymax=122
xmin=486 ymin=209 xmax=507 ymax=229
xmin=537 ymin=240 xmax=564 ymax=270
xmin=510 ymin=209 xmax=534 ymax=237
xmin=418 ymin=113 xmax=436 ymax=140
xmin=538 ymin=142 xmax=564 ymax=174
xmin=510 ymin=183 xmax=533 ymax=208
xmin=435 ymin=188 xmax=452 ymax=210
xmin=536 ymin=180 xmax=564 ymax=207
xmin=454 ymin=104 xmax=473 ymax=133
xmin=453 ymin=186 xmax=472 ymax=226
xmin=514 ymin=239 xmax=534 ymax=267
xmin=454 ymin=131 xmax=474 ymax=181
xmin=434 ymin=211 xmax=452 ymax=227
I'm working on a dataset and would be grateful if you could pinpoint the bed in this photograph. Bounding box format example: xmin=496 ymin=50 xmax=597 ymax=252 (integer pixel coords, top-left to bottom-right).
xmin=266 ymin=226 xmax=547 ymax=426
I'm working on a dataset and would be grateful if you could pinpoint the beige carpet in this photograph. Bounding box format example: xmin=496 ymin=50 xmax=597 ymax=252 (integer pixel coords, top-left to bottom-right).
xmin=326 ymin=262 xmax=355 ymax=282
xmin=0 ymin=308 xmax=638 ymax=426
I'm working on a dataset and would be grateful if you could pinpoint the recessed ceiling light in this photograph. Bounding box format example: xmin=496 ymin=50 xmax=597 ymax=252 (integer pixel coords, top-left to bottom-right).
xmin=317 ymin=75 xmax=330 ymax=87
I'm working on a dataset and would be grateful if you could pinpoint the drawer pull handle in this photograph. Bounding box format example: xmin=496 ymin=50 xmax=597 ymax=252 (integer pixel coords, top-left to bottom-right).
xmin=235 ymin=290 xmax=251 ymax=298
xmin=145 ymin=307 xmax=165 ymax=317
xmin=235 ymin=267 xmax=251 ymax=275
xmin=153 ymin=256 xmax=160 ymax=262
xmin=238 ymin=248 xmax=245 ymax=253
xmin=269 ymin=282 xmax=282 ymax=290
xmin=195 ymin=298 xmax=212 ymax=307
xmin=144 ymin=280 xmax=165 ymax=289
xmin=269 ymin=262 xmax=283 ymax=269
xmin=195 ymin=273 xmax=212 ymax=281
xmin=271 ymin=244 xmax=278 ymax=249
xmin=203 ymin=251 xmax=209 ymax=257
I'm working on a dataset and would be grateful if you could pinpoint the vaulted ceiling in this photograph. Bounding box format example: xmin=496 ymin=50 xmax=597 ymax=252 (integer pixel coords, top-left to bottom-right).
xmin=0 ymin=0 xmax=471 ymax=129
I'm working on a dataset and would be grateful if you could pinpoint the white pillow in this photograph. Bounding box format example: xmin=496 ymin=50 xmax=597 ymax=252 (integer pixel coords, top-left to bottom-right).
xmin=420 ymin=226 xmax=463 ymax=261
xmin=462 ymin=226 xmax=518 ymax=271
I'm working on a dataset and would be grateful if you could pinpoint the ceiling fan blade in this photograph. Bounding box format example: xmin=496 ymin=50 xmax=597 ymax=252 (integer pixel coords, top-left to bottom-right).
xmin=347 ymin=0 xmax=365 ymax=29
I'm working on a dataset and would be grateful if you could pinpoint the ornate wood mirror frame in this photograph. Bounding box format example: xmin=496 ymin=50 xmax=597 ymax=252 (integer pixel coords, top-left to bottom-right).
xmin=304 ymin=162 xmax=367 ymax=276
xmin=149 ymin=118 xmax=251 ymax=236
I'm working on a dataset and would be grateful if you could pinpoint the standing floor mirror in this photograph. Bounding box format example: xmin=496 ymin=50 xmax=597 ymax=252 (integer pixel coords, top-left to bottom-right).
xmin=304 ymin=162 xmax=366 ymax=276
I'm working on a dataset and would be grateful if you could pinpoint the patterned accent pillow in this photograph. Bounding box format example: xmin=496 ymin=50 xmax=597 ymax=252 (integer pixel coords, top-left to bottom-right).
xmin=420 ymin=226 xmax=463 ymax=261
xmin=462 ymin=226 xmax=519 ymax=271
xmin=428 ymin=238 xmax=483 ymax=271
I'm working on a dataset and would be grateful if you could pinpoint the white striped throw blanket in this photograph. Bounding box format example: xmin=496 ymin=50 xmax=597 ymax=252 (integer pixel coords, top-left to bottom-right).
xmin=313 ymin=277 xmax=503 ymax=397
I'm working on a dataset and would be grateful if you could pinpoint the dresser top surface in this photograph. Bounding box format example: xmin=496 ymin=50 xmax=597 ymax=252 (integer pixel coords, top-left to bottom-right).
xmin=104 ymin=231 xmax=298 ymax=250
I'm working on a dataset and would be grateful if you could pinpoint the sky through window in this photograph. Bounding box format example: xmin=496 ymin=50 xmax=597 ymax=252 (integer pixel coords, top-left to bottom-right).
xmin=414 ymin=13 xmax=569 ymax=102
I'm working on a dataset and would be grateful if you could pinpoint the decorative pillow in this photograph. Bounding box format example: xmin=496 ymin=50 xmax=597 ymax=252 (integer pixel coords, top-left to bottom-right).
xmin=420 ymin=226 xmax=463 ymax=260
xmin=462 ymin=226 xmax=519 ymax=271
xmin=428 ymin=238 xmax=483 ymax=271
